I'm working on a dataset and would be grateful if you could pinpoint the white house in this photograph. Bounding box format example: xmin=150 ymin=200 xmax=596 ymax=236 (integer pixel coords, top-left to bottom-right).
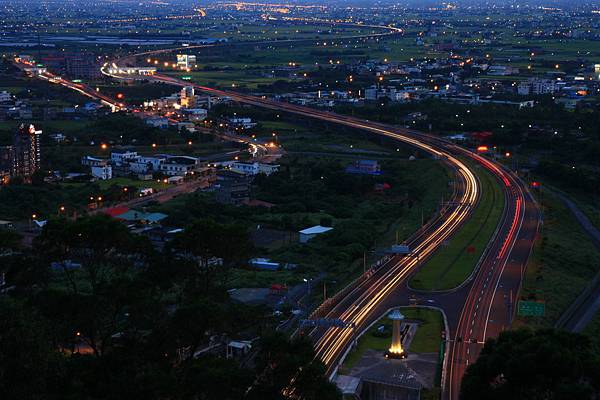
xmin=111 ymin=150 xmax=138 ymax=166
xmin=91 ymin=165 xmax=112 ymax=180
xmin=226 ymin=161 xmax=280 ymax=176
xmin=160 ymin=156 xmax=201 ymax=176
xmin=129 ymin=155 xmax=167 ymax=174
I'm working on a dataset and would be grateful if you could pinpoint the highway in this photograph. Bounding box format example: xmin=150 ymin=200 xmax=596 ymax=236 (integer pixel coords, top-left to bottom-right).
xmin=15 ymin=27 xmax=540 ymax=397
xmin=148 ymin=76 xmax=536 ymax=394
xmin=156 ymin=78 xmax=539 ymax=399
xmin=446 ymin=155 xmax=540 ymax=399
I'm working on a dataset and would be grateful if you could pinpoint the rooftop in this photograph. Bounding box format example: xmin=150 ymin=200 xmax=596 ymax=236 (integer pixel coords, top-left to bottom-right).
xmin=299 ymin=225 xmax=333 ymax=235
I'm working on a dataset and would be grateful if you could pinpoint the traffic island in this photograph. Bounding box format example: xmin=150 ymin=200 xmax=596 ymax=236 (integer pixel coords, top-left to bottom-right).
xmin=336 ymin=307 xmax=444 ymax=399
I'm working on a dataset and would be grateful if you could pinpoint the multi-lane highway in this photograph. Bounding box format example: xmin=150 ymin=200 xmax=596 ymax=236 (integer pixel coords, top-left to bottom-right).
xmin=148 ymin=75 xmax=539 ymax=399
xmin=15 ymin=27 xmax=540 ymax=398
xmin=446 ymin=155 xmax=540 ymax=399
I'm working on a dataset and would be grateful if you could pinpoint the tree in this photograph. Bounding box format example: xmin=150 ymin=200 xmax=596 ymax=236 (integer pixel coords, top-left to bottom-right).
xmin=169 ymin=219 xmax=253 ymax=292
xmin=0 ymin=229 xmax=21 ymax=253
xmin=0 ymin=299 xmax=61 ymax=400
xmin=461 ymin=329 xmax=600 ymax=400
xmin=247 ymin=333 xmax=341 ymax=400
xmin=34 ymin=215 xmax=153 ymax=294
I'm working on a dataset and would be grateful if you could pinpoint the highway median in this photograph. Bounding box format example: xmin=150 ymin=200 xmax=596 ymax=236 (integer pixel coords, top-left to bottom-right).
xmin=409 ymin=162 xmax=505 ymax=291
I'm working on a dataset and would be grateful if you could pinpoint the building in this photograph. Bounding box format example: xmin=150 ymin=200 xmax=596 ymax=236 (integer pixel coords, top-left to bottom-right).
xmin=249 ymin=258 xmax=280 ymax=271
xmin=129 ymin=155 xmax=167 ymax=174
xmin=0 ymin=146 xmax=12 ymax=184
xmin=180 ymin=86 xmax=197 ymax=108
xmin=0 ymin=91 xmax=11 ymax=103
xmin=346 ymin=160 xmax=382 ymax=175
xmin=176 ymin=54 xmax=197 ymax=69
xmin=487 ymin=65 xmax=519 ymax=76
xmin=41 ymin=52 xmax=101 ymax=79
xmin=299 ymin=225 xmax=333 ymax=243
xmin=111 ymin=149 xmax=138 ymax=166
xmin=228 ymin=117 xmax=256 ymax=129
xmin=91 ymin=165 xmax=112 ymax=180
xmin=517 ymin=78 xmax=557 ymax=96
xmin=12 ymin=124 xmax=41 ymax=180
xmin=65 ymin=52 xmax=102 ymax=79
xmin=182 ymin=108 xmax=208 ymax=121
xmin=81 ymin=156 xmax=109 ymax=167
xmin=215 ymin=170 xmax=251 ymax=205
xmin=357 ymin=362 xmax=422 ymax=400
xmin=145 ymin=117 xmax=170 ymax=129
xmin=160 ymin=156 xmax=202 ymax=176
xmin=226 ymin=161 xmax=280 ymax=176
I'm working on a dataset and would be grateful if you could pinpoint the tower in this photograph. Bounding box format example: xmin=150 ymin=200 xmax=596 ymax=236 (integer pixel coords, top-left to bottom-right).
xmin=386 ymin=309 xmax=406 ymax=359
xmin=12 ymin=124 xmax=42 ymax=180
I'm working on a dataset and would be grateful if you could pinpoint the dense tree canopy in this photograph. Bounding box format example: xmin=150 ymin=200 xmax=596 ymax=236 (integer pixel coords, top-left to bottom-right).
xmin=461 ymin=329 xmax=600 ymax=400
xmin=0 ymin=215 xmax=340 ymax=400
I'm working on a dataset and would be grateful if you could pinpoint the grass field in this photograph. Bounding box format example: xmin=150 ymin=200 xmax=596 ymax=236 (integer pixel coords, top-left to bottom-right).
xmin=341 ymin=307 xmax=443 ymax=370
xmin=409 ymin=163 xmax=505 ymax=291
xmin=167 ymin=70 xmax=293 ymax=89
xmin=515 ymin=190 xmax=600 ymax=329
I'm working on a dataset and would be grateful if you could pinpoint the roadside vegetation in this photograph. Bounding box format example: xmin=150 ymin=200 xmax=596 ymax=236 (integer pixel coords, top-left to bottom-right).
xmin=515 ymin=190 xmax=600 ymax=330
xmin=154 ymin=153 xmax=450 ymax=292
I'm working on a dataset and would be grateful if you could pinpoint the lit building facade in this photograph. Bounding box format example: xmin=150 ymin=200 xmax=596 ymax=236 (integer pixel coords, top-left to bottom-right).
xmin=12 ymin=124 xmax=42 ymax=180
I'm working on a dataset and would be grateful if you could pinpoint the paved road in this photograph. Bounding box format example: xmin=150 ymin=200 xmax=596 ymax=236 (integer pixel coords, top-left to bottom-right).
xmin=146 ymin=74 xmax=540 ymax=399
xmin=446 ymin=164 xmax=540 ymax=399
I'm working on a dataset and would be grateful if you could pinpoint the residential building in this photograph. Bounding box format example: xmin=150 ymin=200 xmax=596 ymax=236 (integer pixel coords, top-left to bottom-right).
xmin=129 ymin=155 xmax=166 ymax=174
xmin=81 ymin=156 xmax=109 ymax=167
xmin=12 ymin=124 xmax=41 ymax=180
xmin=182 ymin=108 xmax=208 ymax=121
xmin=517 ymin=78 xmax=557 ymax=96
xmin=160 ymin=156 xmax=202 ymax=176
xmin=145 ymin=117 xmax=170 ymax=129
xmin=176 ymin=54 xmax=197 ymax=69
xmin=0 ymin=91 xmax=11 ymax=103
xmin=0 ymin=146 xmax=12 ymax=184
xmin=346 ymin=159 xmax=382 ymax=175
xmin=225 ymin=161 xmax=280 ymax=176
xmin=180 ymin=86 xmax=197 ymax=108
xmin=91 ymin=165 xmax=112 ymax=180
xmin=215 ymin=170 xmax=251 ymax=205
xmin=228 ymin=117 xmax=256 ymax=129
xmin=111 ymin=149 xmax=138 ymax=166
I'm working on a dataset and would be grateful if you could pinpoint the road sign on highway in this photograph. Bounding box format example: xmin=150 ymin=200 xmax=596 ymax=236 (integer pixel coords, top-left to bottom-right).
xmin=518 ymin=300 xmax=545 ymax=317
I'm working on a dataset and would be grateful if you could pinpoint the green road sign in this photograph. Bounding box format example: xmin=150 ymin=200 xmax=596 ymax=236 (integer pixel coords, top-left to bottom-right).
xmin=518 ymin=300 xmax=545 ymax=317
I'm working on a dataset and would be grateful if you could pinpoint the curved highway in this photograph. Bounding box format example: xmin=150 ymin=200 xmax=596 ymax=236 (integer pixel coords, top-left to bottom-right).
xmin=15 ymin=21 xmax=540 ymax=399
